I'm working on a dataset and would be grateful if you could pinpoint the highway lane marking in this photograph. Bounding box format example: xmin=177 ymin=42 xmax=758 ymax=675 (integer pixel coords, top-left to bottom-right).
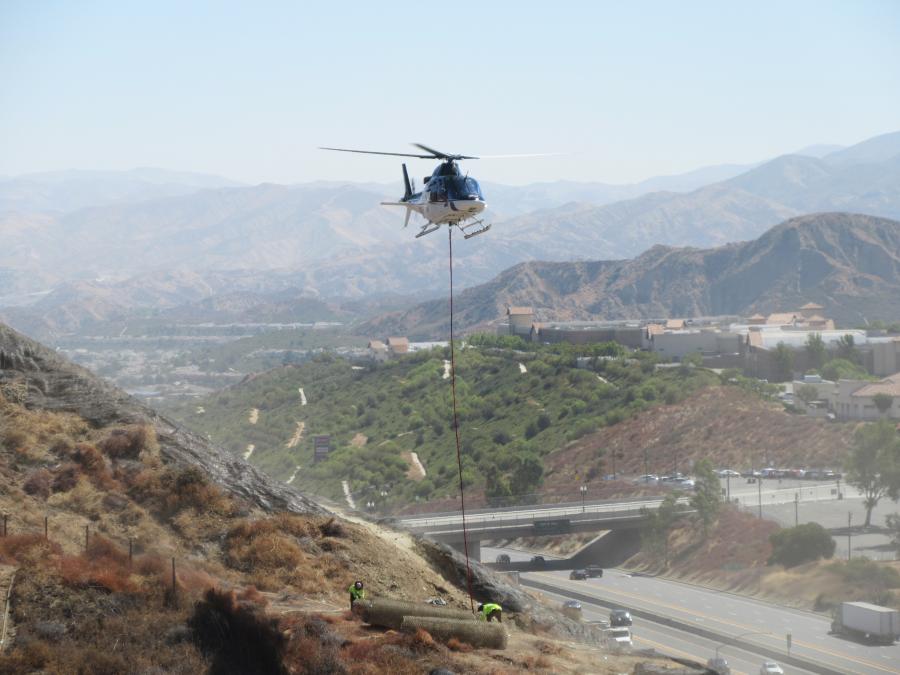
xmin=530 ymin=573 xmax=900 ymax=674
xmin=572 ymin=579 xmax=899 ymax=672
xmin=633 ymin=634 xmax=747 ymax=675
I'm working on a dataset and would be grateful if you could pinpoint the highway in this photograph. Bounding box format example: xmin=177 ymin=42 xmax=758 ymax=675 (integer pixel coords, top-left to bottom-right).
xmin=484 ymin=546 xmax=900 ymax=674
xmin=397 ymin=479 xmax=857 ymax=533
xmin=532 ymin=583 xmax=818 ymax=675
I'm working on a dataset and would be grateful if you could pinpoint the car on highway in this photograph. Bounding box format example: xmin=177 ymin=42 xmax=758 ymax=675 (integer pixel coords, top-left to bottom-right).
xmin=609 ymin=608 xmax=633 ymax=626
xmin=759 ymin=661 xmax=783 ymax=675
xmin=585 ymin=564 xmax=604 ymax=578
xmin=530 ymin=555 xmax=547 ymax=569
xmin=661 ymin=476 xmax=695 ymax=490
xmin=569 ymin=569 xmax=588 ymax=580
xmin=605 ymin=626 xmax=632 ymax=651
xmin=716 ymin=469 xmax=740 ymax=477
xmin=561 ymin=599 xmax=582 ymax=620
xmin=706 ymin=656 xmax=731 ymax=675
xmin=495 ymin=553 xmax=511 ymax=564
xmin=633 ymin=474 xmax=659 ymax=485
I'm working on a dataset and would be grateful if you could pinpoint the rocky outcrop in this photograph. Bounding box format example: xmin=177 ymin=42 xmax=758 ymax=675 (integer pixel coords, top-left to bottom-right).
xmin=0 ymin=322 xmax=325 ymax=515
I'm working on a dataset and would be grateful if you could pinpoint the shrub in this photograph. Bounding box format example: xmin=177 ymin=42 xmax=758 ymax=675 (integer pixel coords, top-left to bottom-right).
xmin=0 ymin=534 xmax=62 ymax=564
xmin=189 ymin=588 xmax=288 ymax=675
xmin=99 ymin=426 xmax=152 ymax=459
xmin=23 ymin=468 xmax=52 ymax=499
xmin=768 ymin=523 xmax=835 ymax=567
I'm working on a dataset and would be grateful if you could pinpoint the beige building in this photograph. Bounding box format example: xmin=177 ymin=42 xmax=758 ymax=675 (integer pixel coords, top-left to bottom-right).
xmin=507 ymin=306 xmax=535 ymax=337
xmin=832 ymin=373 xmax=900 ymax=421
xmin=386 ymin=337 xmax=409 ymax=356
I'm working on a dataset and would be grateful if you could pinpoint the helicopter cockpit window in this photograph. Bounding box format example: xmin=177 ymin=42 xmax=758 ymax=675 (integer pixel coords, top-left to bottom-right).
xmin=446 ymin=176 xmax=484 ymax=200
xmin=429 ymin=179 xmax=447 ymax=202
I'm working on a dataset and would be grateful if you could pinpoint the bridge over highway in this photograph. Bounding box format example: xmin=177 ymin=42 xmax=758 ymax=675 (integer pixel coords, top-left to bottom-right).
xmin=394 ymin=496 xmax=692 ymax=560
xmin=393 ymin=478 xmax=852 ymax=561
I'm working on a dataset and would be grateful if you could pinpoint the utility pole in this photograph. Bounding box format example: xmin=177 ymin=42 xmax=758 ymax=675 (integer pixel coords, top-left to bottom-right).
xmin=580 ymin=485 xmax=587 ymax=513
xmin=848 ymin=512 xmax=852 ymax=560
xmin=758 ymin=478 xmax=763 ymax=519
xmin=726 ymin=472 xmax=731 ymax=501
xmin=794 ymin=493 xmax=799 ymax=527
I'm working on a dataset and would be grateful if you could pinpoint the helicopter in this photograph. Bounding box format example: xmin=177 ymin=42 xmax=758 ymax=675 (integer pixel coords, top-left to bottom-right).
xmin=320 ymin=143 xmax=492 ymax=239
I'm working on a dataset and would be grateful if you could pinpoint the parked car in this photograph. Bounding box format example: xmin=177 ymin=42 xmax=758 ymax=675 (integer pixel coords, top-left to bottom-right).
xmin=759 ymin=661 xmax=784 ymax=675
xmin=716 ymin=469 xmax=740 ymax=477
xmin=495 ymin=553 xmax=511 ymax=564
xmin=662 ymin=477 xmax=695 ymax=489
xmin=531 ymin=555 xmax=547 ymax=569
xmin=569 ymin=569 xmax=588 ymax=580
xmin=633 ymin=474 xmax=659 ymax=485
xmin=706 ymin=657 xmax=731 ymax=675
xmin=609 ymin=609 xmax=633 ymax=627
xmin=585 ymin=564 xmax=604 ymax=578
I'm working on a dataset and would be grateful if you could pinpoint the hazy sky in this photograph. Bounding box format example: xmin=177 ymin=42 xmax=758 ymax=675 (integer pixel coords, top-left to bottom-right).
xmin=2 ymin=1 xmax=899 ymax=185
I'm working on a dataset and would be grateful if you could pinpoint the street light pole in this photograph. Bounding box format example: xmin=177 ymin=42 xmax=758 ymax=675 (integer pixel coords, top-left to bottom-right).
xmin=580 ymin=485 xmax=587 ymax=513
xmin=726 ymin=472 xmax=731 ymax=501
xmin=794 ymin=492 xmax=799 ymax=527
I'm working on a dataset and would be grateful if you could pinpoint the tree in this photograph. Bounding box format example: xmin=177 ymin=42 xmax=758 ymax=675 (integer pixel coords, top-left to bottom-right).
xmin=873 ymin=393 xmax=894 ymax=416
xmin=510 ymin=454 xmax=543 ymax=501
xmin=836 ymin=334 xmax=860 ymax=364
xmin=821 ymin=358 xmax=869 ymax=382
xmin=796 ymin=384 xmax=820 ymax=407
xmin=844 ymin=419 xmax=900 ymax=527
xmin=772 ymin=342 xmax=795 ymax=382
xmin=805 ymin=333 xmax=826 ymax=370
xmin=886 ymin=513 xmax=900 ymax=549
xmin=640 ymin=492 xmax=684 ymax=568
xmin=690 ymin=458 xmax=723 ymax=538
xmin=768 ymin=523 xmax=836 ymax=567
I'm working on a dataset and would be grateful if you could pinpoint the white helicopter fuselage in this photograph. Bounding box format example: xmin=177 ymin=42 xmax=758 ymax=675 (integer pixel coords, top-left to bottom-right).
xmin=405 ymin=192 xmax=486 ymax=225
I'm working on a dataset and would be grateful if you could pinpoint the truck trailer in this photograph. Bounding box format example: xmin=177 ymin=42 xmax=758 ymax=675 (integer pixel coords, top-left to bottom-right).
xmin=831 ymin=601 xmax=900 ymax=644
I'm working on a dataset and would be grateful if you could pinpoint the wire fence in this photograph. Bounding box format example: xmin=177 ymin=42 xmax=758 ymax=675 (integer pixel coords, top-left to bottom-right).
xmin=0 ymin=511 xmax=183 ymax=602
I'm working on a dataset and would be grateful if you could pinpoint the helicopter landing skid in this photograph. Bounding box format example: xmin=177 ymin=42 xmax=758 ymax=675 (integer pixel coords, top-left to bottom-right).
xmin=458 ymin=219 xmax=491 ymax=239
xmin=415 ymin=223 xmax=442 ymax=238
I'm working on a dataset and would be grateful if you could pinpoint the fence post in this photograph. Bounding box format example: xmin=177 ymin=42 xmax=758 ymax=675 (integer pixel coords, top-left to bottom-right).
xmin=84 ymin=525 xmax=89 ymax=552
xmin=2 ymin=514 xmax=6 ymax=537
xmin=171 ymin=558 xmax=176 ymax=596
xmin=128 ymin=539 xmax=133 ymax=568
xmin=44 ymin=516 xmax=48 ymax=540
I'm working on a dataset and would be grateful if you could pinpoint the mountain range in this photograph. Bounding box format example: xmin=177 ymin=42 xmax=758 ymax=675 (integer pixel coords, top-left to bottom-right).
xmin=361 ymin=212 xmax=900 ymax=338
xmin=1 ymin=131 xmax=898 ymax=339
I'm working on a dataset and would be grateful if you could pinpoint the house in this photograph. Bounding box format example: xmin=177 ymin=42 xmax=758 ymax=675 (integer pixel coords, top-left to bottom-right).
xmin=832 ymin=373 xmax=900 ymax=420
xmin=367 ymin=340 xmax=388 ymax=362
xmin=386 ymin=337 xmax=409 ymax=356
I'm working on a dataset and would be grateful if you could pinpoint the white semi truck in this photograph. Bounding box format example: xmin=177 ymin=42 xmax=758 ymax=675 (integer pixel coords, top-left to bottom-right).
xmin=831 ymin=601 xmax=900 ymax=644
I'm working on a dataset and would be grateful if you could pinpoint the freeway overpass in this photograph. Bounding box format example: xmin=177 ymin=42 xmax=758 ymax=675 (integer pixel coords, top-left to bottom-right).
xmin=394 ymin=496 xmax=692 ymax=560
xmin=394 ymin=478 xmax=853 ymax=561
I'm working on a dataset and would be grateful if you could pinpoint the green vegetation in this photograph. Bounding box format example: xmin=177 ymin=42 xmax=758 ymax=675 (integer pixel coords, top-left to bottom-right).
xmin=639 ymin=492 xmax=684 ymax=568
xmin=768 ymin=523 xmax=835 ymax=567
xmin=805 ymin=333 xmax=826 ymax=370
xmin=772 ymin=342 xmax=794 ymax=382
xmin=166 ymin=338 xmax=717 ymax=507
xmin=844 ymin=419 xmax=900 ymax=527
xmin=690 ymin=459 xmax=722 ymax=539
xmin=818 ymin=357 xmax=870 ymax=382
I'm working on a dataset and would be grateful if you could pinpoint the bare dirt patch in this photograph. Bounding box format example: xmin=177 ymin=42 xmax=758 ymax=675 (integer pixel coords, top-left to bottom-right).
xmin=350 ymin=433 xmax=367 ymax=448
xmin=248 ymin=408 xmax=259 ymax=425
xmin=285 ymin=422 xmax=305 ymax=449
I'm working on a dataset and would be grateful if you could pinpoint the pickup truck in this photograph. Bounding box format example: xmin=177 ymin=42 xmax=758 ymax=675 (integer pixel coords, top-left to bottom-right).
xmin=831 ymin=601 xmax=900 ymax=644
xmin=604 ymin=627 xmax=632 ymax=652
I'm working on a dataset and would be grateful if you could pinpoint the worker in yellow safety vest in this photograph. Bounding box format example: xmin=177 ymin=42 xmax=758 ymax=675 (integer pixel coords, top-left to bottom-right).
xmin=349 ymin=580 xmax=366 ymax=609
xmin=477 ymin=602 xmax=502 ymax=623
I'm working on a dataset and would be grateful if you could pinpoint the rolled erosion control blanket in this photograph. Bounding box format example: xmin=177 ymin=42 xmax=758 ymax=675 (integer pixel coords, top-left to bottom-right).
xmin=401 ymin=616 xmax=508 ymax=650
xmin=359 ymin=598 xmax=475 ymax=630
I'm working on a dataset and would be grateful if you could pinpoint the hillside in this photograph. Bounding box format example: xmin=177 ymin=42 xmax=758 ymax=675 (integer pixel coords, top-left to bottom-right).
xmin=363 ymin=212 xmax=900 ymax=338
xmin=0 ymin=321 xmax=646 ymax=673
xmin=163 ymin=339 xmax=727 ymax=507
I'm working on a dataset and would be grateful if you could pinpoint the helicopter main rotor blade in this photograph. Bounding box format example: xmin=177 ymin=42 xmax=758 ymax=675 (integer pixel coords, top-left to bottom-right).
xmin=320 ymin=146 xmax=435 ymax=159
xmin=412 ymin=143 xmax=479 ymax=161
xmin=477 ymin=152 xmax=562 ymax=158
